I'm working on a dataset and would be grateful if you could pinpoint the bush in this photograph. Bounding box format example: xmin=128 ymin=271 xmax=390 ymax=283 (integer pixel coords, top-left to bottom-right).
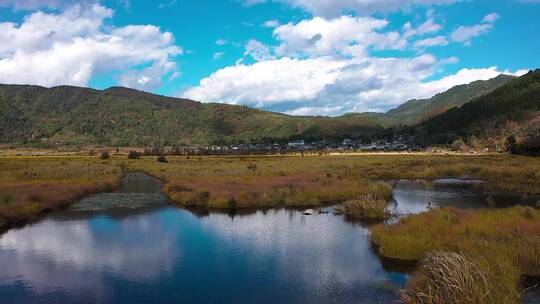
xmin=247 ymin=163 xmax=257 ymax=171
xmin=100 ymin=151 xmax=110 ymax=160
xmin=157 ymin=155 xmax=168 ymax=163
xmin=128 ymin=151 xmax=140 ymax=160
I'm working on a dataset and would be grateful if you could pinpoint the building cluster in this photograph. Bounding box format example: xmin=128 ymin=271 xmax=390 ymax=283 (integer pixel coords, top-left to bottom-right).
xmin=143 ymin=136 xmax=418 ymax=156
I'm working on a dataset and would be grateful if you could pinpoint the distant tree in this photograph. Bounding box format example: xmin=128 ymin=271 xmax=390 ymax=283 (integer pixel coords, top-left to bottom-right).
xmin=128 ymin=151 xmax=140 ymax=160
xmin=451 ymin=139 xmax=466 ymax=152
xmin=506 ymin=135 xmax=518 ymax=154
xmin=467 ymin=135 xmax=482 ymax=151
xmin=100 ymin=151 xmax=110 ymax=160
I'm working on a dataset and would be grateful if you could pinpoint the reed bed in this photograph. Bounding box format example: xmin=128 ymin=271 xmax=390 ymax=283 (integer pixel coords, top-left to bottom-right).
xmin=336 ymin=195 xmax=391 ymax=220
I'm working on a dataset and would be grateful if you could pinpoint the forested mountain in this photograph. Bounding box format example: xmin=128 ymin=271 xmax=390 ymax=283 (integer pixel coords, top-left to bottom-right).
xmin=0 ymin=85 xmax=384 ymax=146
xmin=415 ymin=70 xmax=540 ymax=145
xmin=0 ymin=71 xmax=537 ymax=148
xmin=382 ymin=74 xmax=516 ymax=126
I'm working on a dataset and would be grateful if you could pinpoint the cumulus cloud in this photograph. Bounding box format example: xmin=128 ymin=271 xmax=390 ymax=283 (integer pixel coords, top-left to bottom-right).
xmin=244 ymin=39 xmax=274 ymax=61
xmin=245 ymin=0 xmax=462 ymax=17
xmin=183 ymin=57 xmax=522 ymax=116
xmin=182 ymin=12 xmax=519 ymax=116
xmin=273 ymin=16 xmax=406 ymax=58
xmin=451 ymin=13 xmax=499 ymax=45
xmin=0 ymin=4 xmax=182 ymax=90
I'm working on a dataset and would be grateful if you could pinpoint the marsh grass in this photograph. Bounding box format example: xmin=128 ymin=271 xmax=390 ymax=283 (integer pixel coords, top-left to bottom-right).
xmin=336 ymin=195 xmax=391 ymax=220
xmin=0 ymin=157 xmax=121 ymax=227
xmin=372 ymin=206 xmax=540 ymax=303
xmin=122 ymin=154 xmax=540 ymax=209
xmin=401 ymin=252 xmax=521 ymax=304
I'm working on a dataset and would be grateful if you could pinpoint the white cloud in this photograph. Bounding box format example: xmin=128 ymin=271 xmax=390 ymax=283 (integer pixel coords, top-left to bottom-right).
xmin=244 ymin=39 xmax=274 ymax=61
xmin=420 ymin=66 xmax=527 ymax=94
xmin=216 ymin=38 xmax=227 ymax=46
xmin=0 ymin=4 xmax=182 ymax=90
xmin=183 ymin=57 xmax=522 ymax=116
xmin=482 ymin=13 xmax=500 ymax=23
xmin=417 ymin=17 xmax=442 ymax=35
xmin=451 ymin=13 xmax=499 ymax=45
xmin=182 ymin=11 xmax=522 ymax=116
xmin=273 ymin=16 xmax=406 ymax=58
xmin=245 ymin=0 xmax=462 ymax=17
xmin=262 ymin=19 xmax=280 ymax=28
xmin=212 ymin=52 xmax=224 ymax=61
xmin=413 ymin=35 xmax=448 ymax=48
xmin=0 ymin=0 xmax=95 ymax=10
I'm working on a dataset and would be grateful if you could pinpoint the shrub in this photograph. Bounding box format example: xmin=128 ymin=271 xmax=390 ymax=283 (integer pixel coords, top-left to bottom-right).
xmin=157 ymin=155 xmax=168 ymax=163
xmin=128 ymin=151 xmax=141 ymax=160
xmin=247 ymin=163 xmax=257 ymax=172
xmin=100 ymin=151 xmax=110 ymax=160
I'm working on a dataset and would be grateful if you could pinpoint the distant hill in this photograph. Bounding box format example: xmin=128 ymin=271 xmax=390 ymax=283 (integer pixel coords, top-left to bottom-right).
xmin=415 ymin=70 xmax=540 ymax=145
xmin=1 ymin=72 xmax=535 ymax=148
xmin=382 ymin=74 xmax=516 ymax=126
xmin=0 ymin=85 xmax=384 ymax=146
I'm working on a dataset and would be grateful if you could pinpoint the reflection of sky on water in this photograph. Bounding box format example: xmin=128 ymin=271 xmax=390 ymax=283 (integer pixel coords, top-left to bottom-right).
xmin=0 ymin=211 xmax=182 ymax=303
xmin=1 ymin=175 xmax=538 ymax=303
xmin=198 ymin=210 xmax=397 ymax=292
xmin=392 ymin=179 xmax=539 ymax=215
xmin=0 ymin=206 xmax=404 ymax=303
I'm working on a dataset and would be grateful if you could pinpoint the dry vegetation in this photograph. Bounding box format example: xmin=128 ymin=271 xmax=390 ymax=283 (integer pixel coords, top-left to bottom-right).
xmin=400 ymin=252 xmax=521 ymax=304
xmin=372 ymin=207 xmax=540 ymax=303
xmin=0 ymin=156 xmax=121 ymax=229
xmin=2 ymin=153 xmax=540 ymax=229
xmin=124 ymin=154 xmax=540 ymax=209
xmin=335 ymin=195 xmax=392 ymax=220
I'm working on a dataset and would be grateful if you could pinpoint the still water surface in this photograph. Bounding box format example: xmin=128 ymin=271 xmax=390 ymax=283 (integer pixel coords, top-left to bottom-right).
xmin=0 ymin=174 xmax=538 ymax=304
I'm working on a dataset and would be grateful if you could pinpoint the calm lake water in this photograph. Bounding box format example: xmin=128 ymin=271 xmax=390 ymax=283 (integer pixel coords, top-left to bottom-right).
xmin=0 ymin=174 xmax=538 ymax=304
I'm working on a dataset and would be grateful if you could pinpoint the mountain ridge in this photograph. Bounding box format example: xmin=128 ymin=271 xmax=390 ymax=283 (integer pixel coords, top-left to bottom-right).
xmin=0 ymin=71 xmax=535 ymax=147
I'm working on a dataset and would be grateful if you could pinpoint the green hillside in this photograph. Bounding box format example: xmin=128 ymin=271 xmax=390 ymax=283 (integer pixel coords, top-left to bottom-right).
xmin=0 ymin=85 xmax=384 ymax=146
xmin=383 ymin=75 xmax=515 ymax=126
xmin=415 ymin=70 xmax=540 ymax=145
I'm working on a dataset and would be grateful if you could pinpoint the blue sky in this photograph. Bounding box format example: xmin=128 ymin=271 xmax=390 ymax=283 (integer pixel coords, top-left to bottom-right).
xmin=0 ymin=0 xmax=538 ymax=115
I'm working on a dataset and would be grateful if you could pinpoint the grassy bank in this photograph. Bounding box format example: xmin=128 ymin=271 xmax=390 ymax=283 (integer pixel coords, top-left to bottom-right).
xmin=123 ymin=154 xmax=540 ymax=209
xmin=1 ymin=153 xmax=540 ymax=229
xmin=0 ymin=157 xmax=121 ymax=230
xmin=371 ymin=206 xmax=540 ymax=303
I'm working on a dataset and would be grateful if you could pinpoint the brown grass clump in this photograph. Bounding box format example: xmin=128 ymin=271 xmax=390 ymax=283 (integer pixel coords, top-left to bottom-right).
xmin=336 ymin=195 xmax=391 ymax=220
xmin=401 ymin=252 xmax=520 ymax=304
xmin=372 ymin=206 xmax=540 ymax=303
